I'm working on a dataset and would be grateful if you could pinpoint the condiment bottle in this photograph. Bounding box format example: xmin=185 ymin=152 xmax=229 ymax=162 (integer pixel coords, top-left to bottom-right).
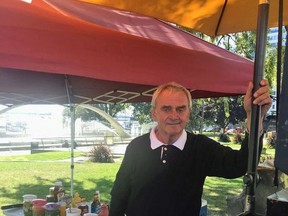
xmin=23 ymin=194 xmax=37 ymax=216
xmin=59 ymin=201 xmax=66 ymax=216
xmin=90 ymin=191 xmax=100 ymax=214
xmin=53 ymin=181 xmax=65 ymax=202
xmin=98 ymin=204 xmax=109 ymax=216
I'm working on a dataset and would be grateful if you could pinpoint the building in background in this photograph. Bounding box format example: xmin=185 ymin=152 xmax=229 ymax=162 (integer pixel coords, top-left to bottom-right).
xmin=268 ymin=89 xmax=277 ymax=116
xmin=266 ymin=27 xmax=287 ymax=116
xmin=268 ymin=27 xmax=287 ymax=47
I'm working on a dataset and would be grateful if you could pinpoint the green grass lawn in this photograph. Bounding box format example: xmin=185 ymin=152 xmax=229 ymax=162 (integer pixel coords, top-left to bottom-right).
xmin=0 ymin=151 xmax=82 ymax=161
xmin=0 ymin=151 xmax=247 ymax=216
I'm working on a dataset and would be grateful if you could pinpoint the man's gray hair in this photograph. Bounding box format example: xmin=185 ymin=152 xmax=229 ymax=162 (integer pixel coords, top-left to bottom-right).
xmin=151 ymin=82 xmax=192 ymax=109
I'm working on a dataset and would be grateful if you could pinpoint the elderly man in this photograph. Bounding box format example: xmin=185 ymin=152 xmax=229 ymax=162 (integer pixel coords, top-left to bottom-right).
xmin=109 ymin=80 xmax=272 ymax=216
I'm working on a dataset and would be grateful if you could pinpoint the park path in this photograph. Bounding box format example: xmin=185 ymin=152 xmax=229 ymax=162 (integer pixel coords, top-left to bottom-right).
xmin=0 ymin=143 xmax=128 ymax=162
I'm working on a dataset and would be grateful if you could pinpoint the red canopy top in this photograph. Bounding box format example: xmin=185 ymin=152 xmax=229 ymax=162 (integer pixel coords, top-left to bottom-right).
xmin=0 ymin=0 xmax=253 ymax=105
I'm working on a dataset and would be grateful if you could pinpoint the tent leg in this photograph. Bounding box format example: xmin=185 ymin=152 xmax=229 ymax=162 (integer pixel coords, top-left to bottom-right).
xmin=70 ymin=105 xmax=75 ymax=197
xmin=239 ymin=1 xmax=269 ymax=215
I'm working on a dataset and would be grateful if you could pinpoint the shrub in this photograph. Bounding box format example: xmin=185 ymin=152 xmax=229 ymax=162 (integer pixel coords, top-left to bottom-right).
xmin=88 ymin=144 xmax=114 ymax=163
xmin=233 ymin=133 xmax=243 ymax=144
xmin=219 ymin=133 xmax=231 ymax=142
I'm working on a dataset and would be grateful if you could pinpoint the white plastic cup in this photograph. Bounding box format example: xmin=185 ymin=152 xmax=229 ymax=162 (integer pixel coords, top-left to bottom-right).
xmin=66 ymin=207 xmax=81 ymax=216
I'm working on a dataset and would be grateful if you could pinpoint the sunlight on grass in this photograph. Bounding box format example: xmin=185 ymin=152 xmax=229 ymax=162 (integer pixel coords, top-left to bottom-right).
xmin=0 ymin=155 xmax=121 ymax=216
xmin=0 ymin=151 xmax=82 ymax=161
xmin=203 ymin=177 xmax=244 ymax=215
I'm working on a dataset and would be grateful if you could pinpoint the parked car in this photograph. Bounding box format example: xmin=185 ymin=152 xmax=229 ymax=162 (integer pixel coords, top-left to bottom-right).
xmin=203 ymin=126 xmax=220 ymax=132
xmin=225 ymin=127 xmax=242 ymax=134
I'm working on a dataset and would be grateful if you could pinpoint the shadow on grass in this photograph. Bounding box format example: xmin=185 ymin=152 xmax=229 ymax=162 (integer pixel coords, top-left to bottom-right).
xmin=203 ymin=177 xmax=243 ymax=215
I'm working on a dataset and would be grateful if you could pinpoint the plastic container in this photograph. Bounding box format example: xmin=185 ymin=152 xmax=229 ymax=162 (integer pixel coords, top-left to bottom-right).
xmin=23 ymin=194 xmax=37 ymax=216
xmin=32 ymin=199 xmax=47 ymax=216
xmin=78 ymin=203 xmax=89 ymax=216
xmin=45 ymin=202 xmax=60 ymax=216
xmin=66 ymin=208 xmax=81 ymax=216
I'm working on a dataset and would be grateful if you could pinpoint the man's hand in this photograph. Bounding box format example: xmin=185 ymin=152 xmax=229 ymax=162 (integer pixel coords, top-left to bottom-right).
xmin=244 ymin=79 xmax=272 ymax=132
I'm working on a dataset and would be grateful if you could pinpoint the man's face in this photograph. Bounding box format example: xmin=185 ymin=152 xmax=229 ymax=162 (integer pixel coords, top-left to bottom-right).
xmin=152 ymin=89 xmax=191 ymax=141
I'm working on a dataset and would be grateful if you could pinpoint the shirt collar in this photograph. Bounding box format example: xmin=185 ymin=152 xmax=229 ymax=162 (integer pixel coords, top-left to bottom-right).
xmin=150 ymin=126 xmax=187 ymax=150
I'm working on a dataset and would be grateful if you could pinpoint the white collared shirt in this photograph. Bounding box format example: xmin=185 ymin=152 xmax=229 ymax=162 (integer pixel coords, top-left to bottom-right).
xmin=150 ymin=126 xmax=187 ymax=150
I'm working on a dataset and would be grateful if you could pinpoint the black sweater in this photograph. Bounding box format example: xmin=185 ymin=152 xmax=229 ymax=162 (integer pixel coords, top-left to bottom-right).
xmin=109 ymin=132 xmax=250 ymax=216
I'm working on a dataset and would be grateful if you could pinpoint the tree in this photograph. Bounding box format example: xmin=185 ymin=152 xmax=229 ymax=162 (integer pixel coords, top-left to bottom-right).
xmin=131 ymin=102 xmax=152 ymax=125
xmin=202 ymin=31 xmax=277 ymax=132
xmin=265 ymin=46 xmax=278 ymax=88
xmin=198 ymin=96 xmax=246 ymax=133
xmin=186 ymin=99 xmax=203 ymax=132
xmin=181 ymin=26 xmax=277 ymax=84
xmin=221 ymin=31 xmax=277 ymax=87
xmin=186 ymin=99 xmax=217 ymax=133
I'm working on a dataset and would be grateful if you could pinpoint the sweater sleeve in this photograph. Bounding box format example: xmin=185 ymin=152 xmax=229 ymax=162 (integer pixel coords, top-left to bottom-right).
xmin=109 ymin=142 xmax=134 ymax=216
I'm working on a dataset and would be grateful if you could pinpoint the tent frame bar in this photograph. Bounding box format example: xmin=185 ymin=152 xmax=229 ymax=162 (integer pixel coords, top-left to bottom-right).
xmin=65 ymin=75 xmax=76 ymax=197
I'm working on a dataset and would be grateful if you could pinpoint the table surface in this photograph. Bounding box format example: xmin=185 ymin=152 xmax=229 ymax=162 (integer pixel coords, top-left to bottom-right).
xmin=2 ymin=206 xmax=23 ymax=216
xmin=267 ymin=188 xmax=288 ymax=202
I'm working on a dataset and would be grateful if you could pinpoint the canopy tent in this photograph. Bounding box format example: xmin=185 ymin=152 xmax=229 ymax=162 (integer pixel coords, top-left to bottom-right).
xmin=0 ymin=0 xmax=254 ymax=106
xmin=0 ymin=0 xmax=257 ymax=197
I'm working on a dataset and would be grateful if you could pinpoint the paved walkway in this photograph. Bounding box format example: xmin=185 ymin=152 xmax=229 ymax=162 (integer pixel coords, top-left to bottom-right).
xmin=0 ymin=143 xmax=128 ymax=162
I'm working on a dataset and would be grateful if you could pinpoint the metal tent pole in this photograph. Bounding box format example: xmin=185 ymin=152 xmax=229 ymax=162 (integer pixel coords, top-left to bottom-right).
xmin=239 ymin=1 xmax=270 ymax=215
xmin=70 ymin=105 xmax=75 ymax=196
xmin=276 ymin=0 xmax=283 ymax=122
xmin=65 ymin=75 xmax=75 ymax=197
